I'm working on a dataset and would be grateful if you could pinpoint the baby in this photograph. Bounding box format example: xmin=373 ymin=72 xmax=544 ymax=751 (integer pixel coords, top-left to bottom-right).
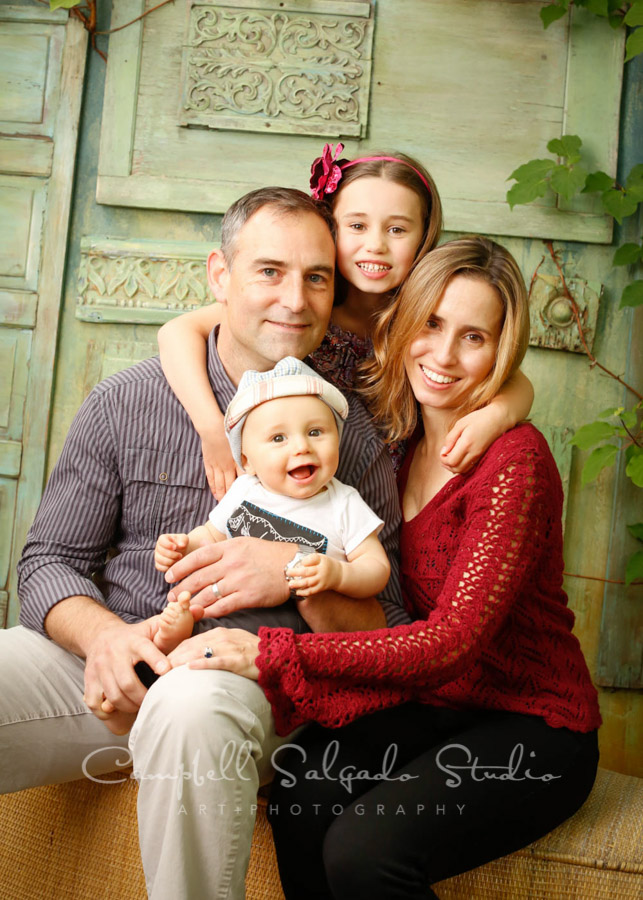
xmin=153 ymin=356 xmax=391 ymax=648
xmin=102 ymin=358 xmax=390 ymax=734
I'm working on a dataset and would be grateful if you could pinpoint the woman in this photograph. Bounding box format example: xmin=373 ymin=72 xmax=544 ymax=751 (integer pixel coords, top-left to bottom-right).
xmin=194 ymin=236 xmax=601 ymax=898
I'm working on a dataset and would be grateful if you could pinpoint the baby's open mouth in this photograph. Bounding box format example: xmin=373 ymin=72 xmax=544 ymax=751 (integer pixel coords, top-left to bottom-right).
xmin=288 ymin=465 xmax=317 ymax=481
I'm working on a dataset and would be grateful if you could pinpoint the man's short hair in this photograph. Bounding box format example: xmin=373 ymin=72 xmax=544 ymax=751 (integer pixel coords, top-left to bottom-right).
xmin=220 ymin=187 xmax=336 ymax=265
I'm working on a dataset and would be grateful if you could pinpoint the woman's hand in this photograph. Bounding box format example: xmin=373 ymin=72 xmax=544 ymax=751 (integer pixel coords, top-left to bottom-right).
xmin=168 ymin=628 xmax=260 ymax=680
xmin=201 ymin=428 xmax=241 ymax=501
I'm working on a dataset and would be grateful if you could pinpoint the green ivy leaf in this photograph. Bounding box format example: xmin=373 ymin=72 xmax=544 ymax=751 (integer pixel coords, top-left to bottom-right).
xmin=628 ymin=523 xmax=643 ymax=543
xmin=625 ymin=163 xmax=643 ymax=201
xmin=507 ymin=179 xmax=550 ymax=209
xmin=570 ymin=421 xmax=619 ymax=450
xmin=620 ymin=409 xmax=638 ymax=430
xmin=583 ymin=171 xmax=614 ymax=193
xmin=625 ymin=26 xmax=643 ymax=62
xmin=625 ymin=445 xmax=643 ymax=487
xmin=581 ymin=444 xmax=619 ymax=484
xmin=598 ymin=407 xmax=621 ymax=418
xmin=50 ymin=0 xmax=83 ymax=9
xmin=508 ymin=159 xmax=556 ymax=182
xmin=624 ymin=2 xmax=643 ymax=27
xmin=541 ymin=4 xmax=569 ymax=28
xmin=547 ymin=135 xmax=582 ymax=163
xmin=613 ymin=243 xmax=643 ymax=266
xmin=586 ymin=0 xmax=609 ymax=15
xmin=625 ymin=550 xmax=643 ymax=586
xmin=550 ymin=164 xmax=588 ymax=199
xmin=620 ymin=280 xmax=643 ymax=309
xmin=602 ymin=188 xmax=639 ymax=223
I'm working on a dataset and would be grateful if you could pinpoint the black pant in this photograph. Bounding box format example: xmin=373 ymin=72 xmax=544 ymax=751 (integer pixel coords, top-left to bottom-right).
xmin=268 ymin=704 xmax=599 ymax=899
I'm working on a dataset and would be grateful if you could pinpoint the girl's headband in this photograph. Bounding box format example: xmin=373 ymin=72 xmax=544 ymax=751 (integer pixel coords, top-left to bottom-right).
xmin=310 ymin=142 xmax=431 ymax=200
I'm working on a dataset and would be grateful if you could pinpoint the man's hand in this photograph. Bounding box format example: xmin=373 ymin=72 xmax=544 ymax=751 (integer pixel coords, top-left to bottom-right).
xmin=82 ymin=617 xmax=170 ymax=723
xmin=168 ymin=627 xmax=260 ymax=681
xmin=166 ymin=537 xmax=293 ymax=616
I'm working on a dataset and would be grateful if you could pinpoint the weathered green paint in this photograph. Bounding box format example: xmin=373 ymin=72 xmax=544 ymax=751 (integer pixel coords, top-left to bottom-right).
xmin=596 ymin=48 xmax=643 ymax=693
xmin=96 ymin=0 xmax=622 ymax=243
xmin=0 ymin=5 xmax=87 ymax=627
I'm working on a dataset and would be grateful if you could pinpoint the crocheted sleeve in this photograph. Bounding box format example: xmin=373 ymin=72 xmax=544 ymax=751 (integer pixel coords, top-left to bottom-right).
xmin=257 ymin=435 xmax=556 ymax=733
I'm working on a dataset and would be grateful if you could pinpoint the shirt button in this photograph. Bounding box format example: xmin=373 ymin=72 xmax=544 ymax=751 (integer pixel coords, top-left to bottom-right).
xmin=159 ymin=472 xmax=168 ymax=482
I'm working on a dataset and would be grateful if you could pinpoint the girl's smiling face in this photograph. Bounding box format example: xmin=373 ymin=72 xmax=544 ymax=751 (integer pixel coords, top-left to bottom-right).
xmin=333 ymin=177 xmax=425 ymax=296
xmin=404 ymin=275 xmax=504 ymax=415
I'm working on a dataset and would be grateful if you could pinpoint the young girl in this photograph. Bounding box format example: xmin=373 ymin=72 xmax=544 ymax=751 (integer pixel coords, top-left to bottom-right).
xmin=158 ymin=144 xmax=534 ymax=497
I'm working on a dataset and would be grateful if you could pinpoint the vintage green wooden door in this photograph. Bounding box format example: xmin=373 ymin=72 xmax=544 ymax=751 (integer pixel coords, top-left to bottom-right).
xmin=0 ymin=6 xmax=86 ymax=626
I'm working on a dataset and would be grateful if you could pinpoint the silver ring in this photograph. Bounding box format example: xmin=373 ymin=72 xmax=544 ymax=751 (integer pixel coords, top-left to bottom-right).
xmin=211 ymin=582 xmax=222 ymax=600
xmin=204 ymin=646 xmax=213 ymax=659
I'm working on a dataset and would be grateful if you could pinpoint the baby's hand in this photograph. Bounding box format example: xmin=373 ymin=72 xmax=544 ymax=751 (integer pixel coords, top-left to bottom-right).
xmin=155 ymin=533 xmax=189 ymax=572
xmin=288 ymin=554 xmax=340 ymax=597
xmin=441 ymin=406 xmax=506 ymax=474
xmin=201 ymin=429 xmax=240 ymax=501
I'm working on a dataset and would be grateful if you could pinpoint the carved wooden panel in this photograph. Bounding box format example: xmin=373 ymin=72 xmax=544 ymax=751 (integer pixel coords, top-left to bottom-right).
xmin=98 ymin=0 xmax=624 ymax=243
xmin=0 ymin=177 xmax=47 ymax=291
xmin=528 ymin=275 xmax=602 ymax=354
xmin=0 ymin=15 xmax=66 ymax=137
xmin=76 ymin=237 xmax=213 ymax=325
xmin=180 ymin=1 xmax=374 ymax=137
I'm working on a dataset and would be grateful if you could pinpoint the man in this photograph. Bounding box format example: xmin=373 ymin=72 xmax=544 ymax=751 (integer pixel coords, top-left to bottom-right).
xmin=0 ymin=188 xmax=405 ymax=898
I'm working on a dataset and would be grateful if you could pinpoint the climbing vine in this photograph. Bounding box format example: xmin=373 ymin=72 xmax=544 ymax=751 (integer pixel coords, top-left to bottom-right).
xmin=540 ymin=1 xmax=643 ymax=61
xmin=506 ymin=8 xmax=642 ymax=593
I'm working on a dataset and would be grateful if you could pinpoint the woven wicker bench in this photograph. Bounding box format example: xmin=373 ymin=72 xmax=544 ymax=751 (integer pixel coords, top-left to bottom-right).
xmin=1 ymin=768 xmax=641 ymax=899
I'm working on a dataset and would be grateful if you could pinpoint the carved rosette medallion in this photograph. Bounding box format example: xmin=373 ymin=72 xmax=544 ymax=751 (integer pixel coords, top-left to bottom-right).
xmin=528 ymin=274 xmax=602 ymax=354
xmin=76 ymin=238 xmax=213 ymax=324
xmin=179 ymin=2 xmax=374 ymax=137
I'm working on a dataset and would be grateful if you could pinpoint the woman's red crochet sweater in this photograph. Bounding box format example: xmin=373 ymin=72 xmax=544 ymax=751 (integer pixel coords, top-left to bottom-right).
xmin=257 ymin=424 xmax=602 ymax=736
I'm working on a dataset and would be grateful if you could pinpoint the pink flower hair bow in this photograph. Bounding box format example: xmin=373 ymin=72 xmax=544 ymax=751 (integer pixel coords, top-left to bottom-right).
xmin=310 ymin=142 xmax=345 ymax=200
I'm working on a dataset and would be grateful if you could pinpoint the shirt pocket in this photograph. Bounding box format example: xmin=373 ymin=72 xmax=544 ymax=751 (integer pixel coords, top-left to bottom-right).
xmin=122 ymin=448 xmax=207 ymax=539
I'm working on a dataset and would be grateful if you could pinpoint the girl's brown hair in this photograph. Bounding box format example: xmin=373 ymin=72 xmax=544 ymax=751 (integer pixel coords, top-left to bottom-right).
xmin=361 ymin=236 xmax=530 ymax=442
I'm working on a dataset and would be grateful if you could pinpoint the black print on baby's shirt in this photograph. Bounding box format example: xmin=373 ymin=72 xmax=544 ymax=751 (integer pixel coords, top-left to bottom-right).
xmin=227 ymin=502 xmax=328 ymax=553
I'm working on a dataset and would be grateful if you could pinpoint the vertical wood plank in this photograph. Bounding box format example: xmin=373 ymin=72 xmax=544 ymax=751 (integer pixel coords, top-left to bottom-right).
xmin=97 ymin=0 xmax=145 ymax=177
xmin=5 ymin=16 xmax=88 ymax=627
xmin=561 ymin=5 xmax=625 ymax=217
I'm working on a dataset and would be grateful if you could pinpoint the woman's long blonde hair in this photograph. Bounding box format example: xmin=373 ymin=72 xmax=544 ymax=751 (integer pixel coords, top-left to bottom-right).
xmin=361 ymin=236 xmax=530 ymax=442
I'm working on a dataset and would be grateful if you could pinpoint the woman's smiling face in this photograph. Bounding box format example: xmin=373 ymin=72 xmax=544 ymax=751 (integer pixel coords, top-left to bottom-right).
xmin=404 ymin=275 xmax=504 ymax=414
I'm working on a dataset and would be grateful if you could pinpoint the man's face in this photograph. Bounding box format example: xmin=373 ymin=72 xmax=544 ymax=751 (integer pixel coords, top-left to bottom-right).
xmin=211 ymin=207 xmax=335 ymax=383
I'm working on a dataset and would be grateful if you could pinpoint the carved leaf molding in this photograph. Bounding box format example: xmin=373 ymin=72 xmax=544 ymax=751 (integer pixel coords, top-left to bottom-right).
xmin=76 ymin=238 xmax=212 ymax=324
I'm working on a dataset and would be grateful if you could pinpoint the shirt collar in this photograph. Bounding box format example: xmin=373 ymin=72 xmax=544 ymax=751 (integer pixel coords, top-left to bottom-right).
xmin=207 ymin=324 xmax=325 ymax=415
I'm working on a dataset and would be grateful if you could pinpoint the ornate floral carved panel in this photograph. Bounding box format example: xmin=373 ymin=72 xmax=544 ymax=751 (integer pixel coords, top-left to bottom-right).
xmin=76 ymin=237 xmax=213 ymax=324
xmin=180 ymin=1 xmax=374 ymax=137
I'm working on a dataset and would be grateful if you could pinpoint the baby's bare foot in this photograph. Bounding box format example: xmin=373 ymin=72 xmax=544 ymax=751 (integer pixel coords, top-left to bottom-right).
xmin=154 ymin=591 xmax=194 ymax=655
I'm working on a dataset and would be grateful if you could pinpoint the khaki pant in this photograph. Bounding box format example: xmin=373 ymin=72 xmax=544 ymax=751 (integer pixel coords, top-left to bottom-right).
xmin=0 ymin=626 xmax=293 ymax=899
